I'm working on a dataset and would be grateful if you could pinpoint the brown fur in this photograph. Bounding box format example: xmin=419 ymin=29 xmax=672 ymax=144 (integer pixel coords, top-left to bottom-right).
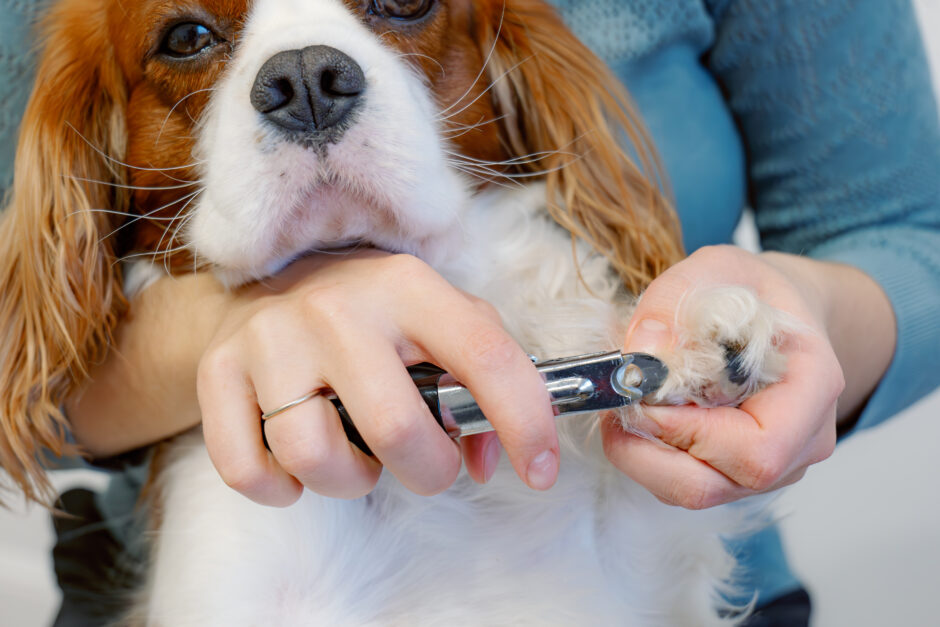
xmin=0 ymin=0 xmax=682 ymax=505
xmin=477 ymin=0 xmax=684 ymax=292
xmin=0 ymin=0 xmax=128 ymax=503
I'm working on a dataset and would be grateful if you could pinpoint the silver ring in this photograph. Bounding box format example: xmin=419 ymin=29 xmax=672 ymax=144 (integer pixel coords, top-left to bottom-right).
xmin=261 ymin=390 xmax=322 ymax=420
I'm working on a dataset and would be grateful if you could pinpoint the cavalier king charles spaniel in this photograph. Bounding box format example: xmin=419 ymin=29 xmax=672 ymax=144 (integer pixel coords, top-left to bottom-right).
xmin=0 ymin=0 xmax=791 ymax=624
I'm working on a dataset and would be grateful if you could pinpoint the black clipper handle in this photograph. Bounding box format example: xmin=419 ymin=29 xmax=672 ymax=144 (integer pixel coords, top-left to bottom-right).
xmin=333 ymin=363 xmax=447 ymax=457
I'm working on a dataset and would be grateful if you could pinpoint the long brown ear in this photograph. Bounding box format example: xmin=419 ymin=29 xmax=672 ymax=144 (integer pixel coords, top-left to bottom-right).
xmin=0 ymin=1 xmax=127 ymax=503
xmin=477 ymin=0 xmax=684 ymax=293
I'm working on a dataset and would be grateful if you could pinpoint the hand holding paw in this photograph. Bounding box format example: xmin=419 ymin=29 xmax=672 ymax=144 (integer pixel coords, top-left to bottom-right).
xmin=602 ymin=246 xmax=846 ymax=509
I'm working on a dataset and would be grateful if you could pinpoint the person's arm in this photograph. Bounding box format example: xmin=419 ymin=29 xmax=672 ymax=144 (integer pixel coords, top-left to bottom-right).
xmin=64 ymin=272 xmax=227 ymax=457
xmin=65 ymin=251 xmax=561 ymax=505
xmin=603 ymin=0 xmax=940 ymax=509
xmin=762 ymin=252 xmax=897 ymax=427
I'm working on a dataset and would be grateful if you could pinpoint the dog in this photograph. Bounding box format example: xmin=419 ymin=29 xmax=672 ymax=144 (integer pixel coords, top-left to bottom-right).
xmin=0 ymin=0 xmax=792 ymax=624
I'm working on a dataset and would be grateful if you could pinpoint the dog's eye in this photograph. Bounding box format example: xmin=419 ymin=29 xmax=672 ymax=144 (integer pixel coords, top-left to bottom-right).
xmin=161 ymin=22 xmax=216 ymax=57
xmin=369 ymin=0 xmax=433 ymax=20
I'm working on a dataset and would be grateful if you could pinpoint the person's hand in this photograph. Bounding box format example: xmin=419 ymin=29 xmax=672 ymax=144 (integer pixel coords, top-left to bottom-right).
xmin=197 ymin=250 xmax=560 ymax=506
xmin=602 ymin=245 xmax=894 ymax=509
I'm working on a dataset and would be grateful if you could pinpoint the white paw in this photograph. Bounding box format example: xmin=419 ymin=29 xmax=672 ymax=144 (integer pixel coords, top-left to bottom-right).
xmin=648 ymin=286 xmax=799 ymax=407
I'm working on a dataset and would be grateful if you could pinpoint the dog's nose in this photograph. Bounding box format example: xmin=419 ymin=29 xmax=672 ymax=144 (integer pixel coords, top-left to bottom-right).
xmin=250 ymin=45 xmax=365 ymax=138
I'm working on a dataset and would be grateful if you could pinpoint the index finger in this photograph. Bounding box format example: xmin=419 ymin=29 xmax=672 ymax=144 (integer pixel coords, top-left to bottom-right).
xmin=397 ymin=293 xmax=559 ymax=491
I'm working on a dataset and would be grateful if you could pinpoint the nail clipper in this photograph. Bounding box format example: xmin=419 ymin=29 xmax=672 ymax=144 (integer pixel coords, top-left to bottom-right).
xmin=329 ymin=351 xmax=669 ymax=456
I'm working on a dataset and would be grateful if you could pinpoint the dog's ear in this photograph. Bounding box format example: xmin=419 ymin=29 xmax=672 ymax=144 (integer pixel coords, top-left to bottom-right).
xmin=477 ymin=0 xmax=684 ymax=293
xmin=0 ymin=1 xmax=128 ymax=503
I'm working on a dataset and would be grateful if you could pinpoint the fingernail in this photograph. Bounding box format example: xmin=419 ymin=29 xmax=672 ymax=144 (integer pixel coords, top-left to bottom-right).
xmin=630 ymin=407 xmax=664 ymax=438
xmin=526 ymin=450 xmax=558 ymax=490
xmin=482 ymin=437 xmax=501 ymax=483
xmin=627 ymin=318 xmax=671 ymax=353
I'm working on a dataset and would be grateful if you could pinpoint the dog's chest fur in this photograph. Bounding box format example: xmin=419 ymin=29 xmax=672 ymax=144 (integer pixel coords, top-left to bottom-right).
xmin=141 ymin=186 xmax=746 ymax=627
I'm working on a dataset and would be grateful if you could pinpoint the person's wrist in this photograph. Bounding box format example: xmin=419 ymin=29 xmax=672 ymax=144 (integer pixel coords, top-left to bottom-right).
xmin=758 ymin=251 xmax=830 ymax=328
xmin=760 ymin=251 xmax=895 ymax=426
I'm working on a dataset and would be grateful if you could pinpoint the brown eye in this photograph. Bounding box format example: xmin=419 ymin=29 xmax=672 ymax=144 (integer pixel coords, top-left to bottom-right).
xmin=161 ymin=22 xmax=215 ymax=57
xmin=370 ymin=0 xmax=433 ymax=20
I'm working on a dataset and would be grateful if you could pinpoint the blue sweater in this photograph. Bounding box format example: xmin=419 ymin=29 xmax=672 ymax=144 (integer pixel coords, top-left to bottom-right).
xmin=549 ymin=0 xmax=940 ymax=605
xmin=3 ymin=0 xmax=939 ymax=612
xmin=550 ymin=0 xmax=940 ymax=434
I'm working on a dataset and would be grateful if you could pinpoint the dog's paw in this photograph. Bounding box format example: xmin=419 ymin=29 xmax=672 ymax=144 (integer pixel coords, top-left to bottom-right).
xmin=646 ymin=286 xmax=800 ymax=408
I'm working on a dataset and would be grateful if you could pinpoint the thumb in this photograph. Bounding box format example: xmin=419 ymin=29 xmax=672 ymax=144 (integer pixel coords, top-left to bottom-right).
xmin=623 ymin=266 xmax=694 ymax=356
xmin=624 ymin=317 xmax=673 ymax=355
xmin=622 ymin=309 xmax=680 ymax=431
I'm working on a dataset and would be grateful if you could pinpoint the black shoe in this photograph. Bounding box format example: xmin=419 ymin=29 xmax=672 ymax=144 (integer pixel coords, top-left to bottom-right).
xmin=740 ymin=587 xmax=812 ymax=627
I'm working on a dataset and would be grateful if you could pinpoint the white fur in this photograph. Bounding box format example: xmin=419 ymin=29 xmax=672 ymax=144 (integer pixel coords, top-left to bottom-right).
xmin=138 ymin=1 xmax=792 ymax=624
xmin=146 ymin=187 xmax=759 ymax=626
xmin=187 ymin=0 xmax=467 ymax=285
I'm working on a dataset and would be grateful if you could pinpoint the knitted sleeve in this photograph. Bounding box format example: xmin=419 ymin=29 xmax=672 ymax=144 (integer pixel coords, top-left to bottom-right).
xmin=704 ymin=0 xmax=940 ymax=431
xmin=0 ymin=0 xmax=46 ymax=193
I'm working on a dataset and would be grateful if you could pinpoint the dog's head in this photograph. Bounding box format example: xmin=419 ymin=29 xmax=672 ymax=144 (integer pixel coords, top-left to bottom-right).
xmin=0 ymin=0 xmax=682 ymax=502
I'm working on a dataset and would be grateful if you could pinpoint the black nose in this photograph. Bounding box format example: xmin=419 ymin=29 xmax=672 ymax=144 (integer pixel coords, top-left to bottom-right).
xmin=250 ymin=45 xmax=365 ymax=139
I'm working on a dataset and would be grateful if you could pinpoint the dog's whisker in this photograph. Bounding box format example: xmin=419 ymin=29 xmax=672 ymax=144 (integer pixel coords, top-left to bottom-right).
xmin=163 ymin=205 xmax=198 ymax=258
xmin=79 ymin=208 xmax=179 ymax=222
xmin=143 ymin=194 xmax=197 ymax=275
xmin=65 ymin=176 xmax=200 ymax=192
xmin=162 ymin=218 xmax=193 ymax=275
xmin=439 ymin=113 xmax=511 ymax=140
xmin=90 ymin=191 xmax=201 ymax=244
xmin=448 ymin=163 xmax=525 ymax=189
xmin=440 ymin=112 xmax=508 ymax=131
xmin=152 ymin=191 xmax=202 ymax=275
xmin=66 ymin=122 xmax=205 ymax=175
xmin=436 ymin=57 xmax=529 ymax=125
xmin=445 ymin=149 xmax=576 ymax=168
xmin=437 ymin=3 xmax=507 ymax=117
xmin=491 ymin=163 xmax=576 ymax=179
xmin=447 ymin=153 xmax=576 ymax=186
xmin=374 ymin=29 xmax=397 ymax=43
xmin=117 ymin=243 xmax=191 ymax=265
xmin=396 ymin=52 xmax=445 ymax=78
xmin=155 ymin=87 xmax=216 ymax=145
xmin=191 ymin=240 xmax=200 ymax=277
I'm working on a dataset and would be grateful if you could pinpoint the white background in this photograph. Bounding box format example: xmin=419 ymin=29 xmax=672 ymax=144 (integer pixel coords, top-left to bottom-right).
xmin=2 ymin=2 xmax=939 ymax=625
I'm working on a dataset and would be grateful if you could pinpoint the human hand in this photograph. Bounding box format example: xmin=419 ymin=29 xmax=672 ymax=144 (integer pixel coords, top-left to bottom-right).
xmin=198 ymin=250 xmax=559 ymax=506
xmin=602 ymin=245 xmax=849 ymax=509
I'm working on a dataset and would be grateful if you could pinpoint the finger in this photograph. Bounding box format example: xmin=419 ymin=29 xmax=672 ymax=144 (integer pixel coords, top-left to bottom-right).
xmin=393 ymin=292 xmax=504 ymax=366
xmin=264 ymin=394 xmax=382 ymax=499
xmin=601 ymin=417 xmax=754 ymax=509
xmin=248 ymin=330 xmax=382 ymax=498
xmin=398 ymin=293 xmax=558 ymax=491
xmin=621 ymin=274 xmax=688 ymax=370
xmin=651 ymin=469 xmax=808 ymax=507
xmin=623 ymin=267 xmax=695 ymax=348
xmin=461 ymin=291 xmax=505 ymax=326
xmin=197 ymin=350 xmax=302 ymax=507
xmin=635 ymin=339 xmax=840 ymax=491
xmin=460 ymin=431 xmax=501 ymax=484
xmin=329 ymin=336 xmax=462 ymax=497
